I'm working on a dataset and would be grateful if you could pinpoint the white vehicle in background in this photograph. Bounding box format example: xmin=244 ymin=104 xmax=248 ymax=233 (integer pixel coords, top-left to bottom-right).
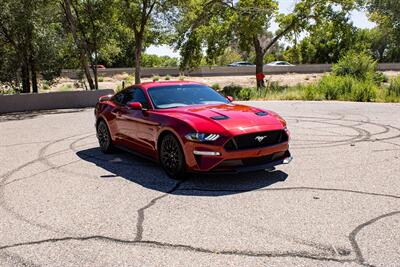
xmin=227 ymin=61 xmax=256 ymax=67
xmin=265 ymin=61 xmax=295 ymax=66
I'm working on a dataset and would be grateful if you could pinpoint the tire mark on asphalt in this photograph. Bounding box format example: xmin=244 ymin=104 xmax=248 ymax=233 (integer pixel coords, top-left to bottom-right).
xmin=286 ymin=115 xmax=400 ymax=149
xmin=348 ymin=211 xmax=400 ymax=266
xmin=0 ymin=235 xmax=356 ymax=264
xmin=175 ymin=186 xmax=400 ymax=200
xmin=0 ymin=134 xmax=92 ymax=233
xmin=0 ymin=250 xmax=40 ymax=267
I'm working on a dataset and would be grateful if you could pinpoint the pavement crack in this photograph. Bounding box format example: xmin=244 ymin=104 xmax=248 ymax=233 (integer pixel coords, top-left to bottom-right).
xmin=134 ymin=180 xmax=184 ymax=241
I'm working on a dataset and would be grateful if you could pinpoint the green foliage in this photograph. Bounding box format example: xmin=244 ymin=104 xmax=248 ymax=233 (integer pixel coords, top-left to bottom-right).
xmin=59 ymin=84 xmax=73 ymax=92
xmin=388 ymin=76 xmax=400 ymax=97
xmin=211 ymin=83 xmax=220 ymax=90
xmin=165 ymin=75 xmax=171 ymax=80
xmin=141 ymin=54 xmax=178 ymax=68
xmin=115 ymin=84 xmax=123 ymax=93
xmin=221 ymin=73 xmax=395 ymax=102
xmin=318 ymin=75 xmax=353 ymax=100
xmin=351 ymin=80 xmax=378 ymax=102
xmin=222 ymin=85 xmax=243 ymax=99
xmin=178 ymin=75 xmax=185 ymax=81
xmin=124 ymin=75 xmax=135 ymax=85
xmin=373 ymin=72 xmax=389 ymax=85
xmin=332 ymin=51 xmax=377 ymax=80
xmin=238 ymin=88 xmax=253 ymax=101
xmin=152 ymin=75 xmax=160 ymax=82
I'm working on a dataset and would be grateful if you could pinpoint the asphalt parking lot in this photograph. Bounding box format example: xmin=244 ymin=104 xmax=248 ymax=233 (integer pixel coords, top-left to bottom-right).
xmin=0 ymin=101 xmax=399 ymax=267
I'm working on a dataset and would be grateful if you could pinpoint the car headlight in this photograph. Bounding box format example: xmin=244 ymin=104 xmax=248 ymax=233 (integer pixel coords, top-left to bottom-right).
xmin=185 ymin=133 xmax=220 ymax=142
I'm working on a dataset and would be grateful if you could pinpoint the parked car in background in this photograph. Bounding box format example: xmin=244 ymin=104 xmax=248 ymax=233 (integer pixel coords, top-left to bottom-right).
xmin=265 ymin=61 xmax=294 ymax=66
xmin=227 ymin=61 xmax=256 ymax=67
xmin=95 ymin=81 xmax=292 ymax=179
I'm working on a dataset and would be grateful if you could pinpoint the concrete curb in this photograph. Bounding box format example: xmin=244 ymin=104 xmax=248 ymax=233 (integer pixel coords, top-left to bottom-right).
xmin=0 ymin=89 xmax=114 ymax=114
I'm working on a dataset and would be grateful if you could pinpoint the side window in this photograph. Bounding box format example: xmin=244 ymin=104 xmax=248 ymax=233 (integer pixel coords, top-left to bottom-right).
xmin=121 ymin=89 xmax=135 ymax=105
xmin=133 ymin=89 xmax=151 ymax=109
xmin=112 ymin=92 xmax=124 ymax=105
xmin=116 ymin=88 xmax=150 ymax=109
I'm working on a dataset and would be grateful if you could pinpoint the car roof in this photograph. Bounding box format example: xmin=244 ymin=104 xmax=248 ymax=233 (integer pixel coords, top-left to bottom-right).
xmin=139 ymin=81 xmax=205 ymax=90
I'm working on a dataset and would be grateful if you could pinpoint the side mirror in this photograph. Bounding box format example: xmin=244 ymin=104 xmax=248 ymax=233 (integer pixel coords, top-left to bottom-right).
xmin=99 ymin=94 xmax=112 ymax=102
xmin=127 ymin=102 xmax=143 ymax=110
xmin=227 ymin=96 xmax=234 ymax=102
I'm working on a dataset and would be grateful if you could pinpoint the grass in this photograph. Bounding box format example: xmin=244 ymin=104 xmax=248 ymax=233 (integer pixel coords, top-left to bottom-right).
xmin=152 ymin=75 xmax=160 ymax=82
xmin=59 ymin=84 xmax=73 ymax=92
xmin=221 ymin=74 xmax=400 ymax=103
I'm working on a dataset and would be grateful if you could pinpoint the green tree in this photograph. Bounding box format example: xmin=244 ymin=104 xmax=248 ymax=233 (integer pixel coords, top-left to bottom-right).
xmin=0 ymin=0 xmax=63 ymax=93
xmin=61 ymin=0 xmax=118 ymax=90
xmin=174 ymin=0 xmax=357 ymax=88
xmin=365 ymin=1 xmax=400 ymax=62
xmin=285 ymin=10 xmax=358 ymax=64
xmin=117 ymin=0 xmax=174 ymax=84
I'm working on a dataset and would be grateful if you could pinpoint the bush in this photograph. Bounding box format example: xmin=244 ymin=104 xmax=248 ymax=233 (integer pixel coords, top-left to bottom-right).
xmin=222 ymin=84 xmax=243 ymax=98
xmin=238 ymin=88 xmax=253 ymax=100
xmin=211 ymin=83 xmax=220 ymax=90
xmin=303 ymin=84 xmax=323 ymax=100
xmin=152 ymin=75 xmax=160 ymax=82
xmin=373 ymin=72 xmax=389 ymax=85
xmin=351 ymin=80 xmax=378 ymax=102
xmin=98 ymin=75 xmax=104 ymax=82
xmin=115 ymin=84 xmax=123 ymax=93
xmin=179 ymin=75 xmax=185 ymax=81
xmin=165 ymin=75 xmax=171 ymax=81
xmin=318 ymin=75 xmax=353 ymax=100
xmin=388 ymin=76 xmax=400 ymax=97
xmin=332 ymin=51 xmax=377 ymax=80
xmin=124 ymin=75 xmax=134 ymax=85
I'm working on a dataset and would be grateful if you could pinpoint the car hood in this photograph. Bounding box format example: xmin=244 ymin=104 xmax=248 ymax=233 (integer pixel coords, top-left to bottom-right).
xmin=160 ymin=103 xmax=285 ymax=135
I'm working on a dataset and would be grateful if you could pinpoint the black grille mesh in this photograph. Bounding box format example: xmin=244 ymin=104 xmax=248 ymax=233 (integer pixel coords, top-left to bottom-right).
xmin=225 ymin=130 xmax=288 ymax=151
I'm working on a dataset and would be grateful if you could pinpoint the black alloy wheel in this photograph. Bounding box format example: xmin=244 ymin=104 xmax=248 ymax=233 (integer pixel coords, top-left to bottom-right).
xmin=97 ymin=120 xmax=113 ymax=153
xmin=159 ymin=134 xmax=186 ymax=180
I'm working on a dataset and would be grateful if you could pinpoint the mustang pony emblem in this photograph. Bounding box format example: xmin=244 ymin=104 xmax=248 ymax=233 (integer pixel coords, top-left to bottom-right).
xmin=255 ymin=135 xmax=267 ymax=142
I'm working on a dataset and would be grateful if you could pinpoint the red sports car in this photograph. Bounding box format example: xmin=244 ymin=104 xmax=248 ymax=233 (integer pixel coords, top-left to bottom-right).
xmin=95 ymin=81 xmax=292 ymax=179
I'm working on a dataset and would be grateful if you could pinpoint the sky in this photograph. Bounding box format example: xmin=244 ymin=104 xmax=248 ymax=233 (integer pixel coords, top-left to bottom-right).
xmin=147 ymin=0 xmax=376 ymax=58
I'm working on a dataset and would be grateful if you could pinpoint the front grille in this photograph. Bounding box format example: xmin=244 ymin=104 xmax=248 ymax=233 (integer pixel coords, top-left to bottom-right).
xmin=225 ymin=130 xmax=288 ymax=151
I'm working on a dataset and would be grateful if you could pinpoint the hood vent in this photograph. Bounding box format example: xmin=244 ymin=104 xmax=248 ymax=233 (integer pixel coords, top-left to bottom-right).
xmin=211 ymin=115 xmax=229 ymax=120
xmin=255 ymin=111 xmax=268 ymax=116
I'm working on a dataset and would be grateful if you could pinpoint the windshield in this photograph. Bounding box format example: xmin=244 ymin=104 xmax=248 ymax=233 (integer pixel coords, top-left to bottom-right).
xmin=148 ymin=84 xmax=229 ymax=109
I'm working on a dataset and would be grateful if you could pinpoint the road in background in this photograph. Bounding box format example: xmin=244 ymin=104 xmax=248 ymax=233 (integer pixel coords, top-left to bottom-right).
xmin=62 ymin=63 xmax=400 ymax=79
xmin=0 ymin=101 xmax=399 ymax=266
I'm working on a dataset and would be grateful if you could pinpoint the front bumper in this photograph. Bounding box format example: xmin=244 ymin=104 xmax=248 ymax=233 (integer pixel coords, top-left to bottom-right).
xmin=184 ymin=141 xmax=291 ymax=173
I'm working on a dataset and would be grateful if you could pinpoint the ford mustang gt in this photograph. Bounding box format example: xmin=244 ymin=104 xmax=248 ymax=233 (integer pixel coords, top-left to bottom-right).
xmin=95 ymin=81 xmax=292 ymax=179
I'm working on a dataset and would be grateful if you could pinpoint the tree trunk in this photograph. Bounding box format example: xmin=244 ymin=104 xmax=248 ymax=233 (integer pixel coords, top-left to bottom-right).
xmin=80 ymin=54 xmax=95 ymax=90
xmin=30 ymin=55 xmax=38 ymax=93
xmin=92 ymin=65 xmax=98 ymax=90
xmin=21 ymin=61 xmax=30 ymax=93
xmin=254 ymin=36 xmax=265 ymax=89
xmin=134 ymin=37 xmax=143 ymax=85
xmin=63 ymin=0 xmax=95 ymax=90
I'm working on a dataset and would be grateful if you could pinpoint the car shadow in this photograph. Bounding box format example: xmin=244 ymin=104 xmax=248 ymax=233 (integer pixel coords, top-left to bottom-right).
xmin=76 ymin=148 xmax=288 ymax=197
xmin=0 ymin=109 xmax=88 ymax=122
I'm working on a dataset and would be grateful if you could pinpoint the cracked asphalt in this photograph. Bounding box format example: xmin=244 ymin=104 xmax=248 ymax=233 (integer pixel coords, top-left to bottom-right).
xmin=0 ymin=101 xmax=399 ymax=267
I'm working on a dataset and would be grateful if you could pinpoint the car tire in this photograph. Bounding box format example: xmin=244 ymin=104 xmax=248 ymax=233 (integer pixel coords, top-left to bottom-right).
xmin=159 ymin=134 xmax=186 ymax=180
xmin=97 ymin=120 xmax=114 ymax=153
